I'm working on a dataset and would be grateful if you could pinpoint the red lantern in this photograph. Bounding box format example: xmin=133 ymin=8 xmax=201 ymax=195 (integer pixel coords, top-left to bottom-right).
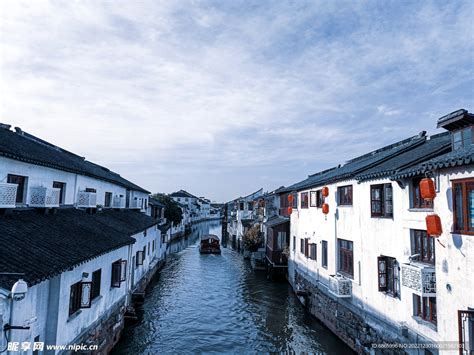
xmin=426 ymin=214 xmax=442 ymax=237
xmin=420 ymin=178 xmax=436 ymax=200
xmin=322 ymin=186 xmax=329 ymax=198
xmin=287 ymin=207 xmax=293 ymax=215
xmin=322 ymin=203 xmax=329 ymax=215
xmin=287 ymin=194 xmax=294 ymax=204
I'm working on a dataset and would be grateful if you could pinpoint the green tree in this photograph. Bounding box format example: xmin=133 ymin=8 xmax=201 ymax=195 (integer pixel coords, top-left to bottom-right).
xmin=151 ymin=193 xmax=183 ymax=227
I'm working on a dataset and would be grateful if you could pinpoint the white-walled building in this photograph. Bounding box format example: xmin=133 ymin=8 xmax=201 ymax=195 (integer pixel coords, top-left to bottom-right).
xmin=281 ymin=109 xmax=474 ymax=353
xmin=0 ymin=123 xmax=165 ymax=353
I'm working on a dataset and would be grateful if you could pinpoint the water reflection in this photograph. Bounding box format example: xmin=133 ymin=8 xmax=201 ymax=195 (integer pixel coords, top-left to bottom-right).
xmin=113 ymin=221 xmax=351 ymax=354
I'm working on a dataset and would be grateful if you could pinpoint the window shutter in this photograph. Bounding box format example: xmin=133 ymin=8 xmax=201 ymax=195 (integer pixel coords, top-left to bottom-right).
xmin=304 ymin=238 xmax=309 ymax=257
xmin=393 ymin=261 xmax=400 ymax=297
xmin=111 ymin=261 xmax=122 ymax=287
xmin=378 ymin=256 xmax=388 ymax=292
xmin=120 ymin=260 xmax=127 ymax=282
xmin=80 ymin=282 xmax=92 ymax=308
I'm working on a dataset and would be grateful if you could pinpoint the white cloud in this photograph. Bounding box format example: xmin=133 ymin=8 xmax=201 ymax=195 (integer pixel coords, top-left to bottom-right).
xmin=0 ymin=0 xmax=472 ymax=200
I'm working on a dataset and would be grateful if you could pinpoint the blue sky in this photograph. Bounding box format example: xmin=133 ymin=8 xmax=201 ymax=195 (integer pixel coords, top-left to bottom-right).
xmin=1 ymin=1 xmax=473 ymax=202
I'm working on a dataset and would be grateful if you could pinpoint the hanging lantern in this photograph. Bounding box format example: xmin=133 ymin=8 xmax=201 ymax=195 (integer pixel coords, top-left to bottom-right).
xmin=287 ymin=207 xmax=293 ymax=215
xmin=322 ymin=203 xmax=329 ymax=215
xmin=426 ymin=214 xmax=442 ymax=237
xmin=287 ymin=194 xmax=294 ymax=204
xmin=322 ymin=186 xmax=329 ymax=198
xmin=420 ymin=178 xmax=436 ymax=200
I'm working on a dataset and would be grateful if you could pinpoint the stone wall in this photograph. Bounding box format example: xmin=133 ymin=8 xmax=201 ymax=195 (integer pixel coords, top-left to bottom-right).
xmin=295 ymin=270 xmax=435 ymax=355
xmin=66 ymin=296 xmax=126 ymax=355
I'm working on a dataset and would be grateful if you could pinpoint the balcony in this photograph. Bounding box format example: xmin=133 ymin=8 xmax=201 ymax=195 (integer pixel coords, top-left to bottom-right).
xmin=77 ymin=191 xmax=97 ymax=208
xmin=129 ymin=198 xmax=141 ymax=209
xmin=113 ymin=195 xmax=125 ymax=208
xmin=328 ymin=274 xmax=352 ymax=298
xmin=29 ymin=187 xmax=60 ymax=208
xmin=401 ymin=263 xmax=436 ymax=297
xmin=0 ymin=183 xmax=18 ymax=208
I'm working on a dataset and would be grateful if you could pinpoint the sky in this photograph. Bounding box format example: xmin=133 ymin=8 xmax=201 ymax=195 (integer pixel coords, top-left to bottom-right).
xmin=1 ymin=1 xmax=473 ymax=202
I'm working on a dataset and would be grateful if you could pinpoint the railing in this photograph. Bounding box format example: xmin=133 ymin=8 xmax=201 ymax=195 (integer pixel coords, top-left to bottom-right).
xmin=0 ymin=183 xmax=18 ymax=208
xmin=328 ymin=274 xmax=352 ymax=298
xmin=401 ymin=263 xmax=436 ymax=297
xmin=77 ymin=191 xmax=97 ymax=208
xmin=113 ymin=195 xmax=125 ymax=208
xmin=129 ymin=198 xmax=141 ymax=209
xmin=29 ymin=187 xmax=60 ymax=208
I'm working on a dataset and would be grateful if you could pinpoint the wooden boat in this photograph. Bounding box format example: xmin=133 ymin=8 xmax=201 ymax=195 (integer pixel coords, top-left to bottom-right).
xmin=199 ymin=234 xmax=221 ymax=254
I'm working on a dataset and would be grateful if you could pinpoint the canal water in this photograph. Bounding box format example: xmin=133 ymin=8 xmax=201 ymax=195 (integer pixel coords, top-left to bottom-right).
xmin=112 ymin=221 xmax=352 ymax=354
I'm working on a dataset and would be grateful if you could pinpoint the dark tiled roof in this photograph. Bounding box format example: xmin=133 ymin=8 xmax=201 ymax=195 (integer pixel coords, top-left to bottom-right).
xmin=264 ymin=215 xmax=290 ymax=228
xmin=279 ymin=134 xmax=427 ymax=193
xmin=149 ymin=197 xmax=165 ymax=208
xmin=0 ymin=208 xmax=158 ymax=290
xmin=169 ymin=190 xmax=197 ymax=198
xmin=393 ymin=145 xmax=474 ymax=179
xmin=355 ymin=133 xmax=451 ymax=181
xmin=0 ymin=127 xmax=150 ymax=193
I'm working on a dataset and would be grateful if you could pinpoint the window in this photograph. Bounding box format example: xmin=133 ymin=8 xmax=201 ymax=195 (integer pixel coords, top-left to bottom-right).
xmin=292 ymin=236 xmax=296 ymax=251
xmin=104 ymin=192 xmax=112 ymax=207
xmin=144 ymin=229 xmax=147 ymax=237
xmin=248 ymin=202 xmax=253 ymax=211
xmin=69 ymin=281 xmax=92 ymax=316
xmin=322 ymin=241 xmax=328 ymax=268
xmin=111 ymin=259 xmax=127 ymax=287
xmin=91 ymin=269 xmax=101 ymax=300
xmin=148 ymin=242 xmax=150 ymax=255
xmin=300 ymin=238 xmax=305 ymax=254
xmin=304 ymin=238 xmax=309 ymax=257
xmin=292 ymin=193 xmax=298 ymax=208
xmin=152 ymin=240 xmax=155 ymax=252
xmin=239 ymin=202 xmax=244 ymax=210
xmin=371 ymin=184 xmax=393 ymax=217
xmin=337 ymin=185 xmax=353 ymax=206
xmin=452 ymin=127 xmax=473 ymax=150
xmin=136 ymin=250 xmax=145 ymax=266
xmin=7 ymin=174 xmax=27 ymax=203
xmin=143 ymin=246 xmax=146 ymax=260
xmin=413 ymin=294 xmax=437 ymax=325
xmin=310 ymin=191 xmax=318 ymax=207
xmin=53 ymin=181 xmax=66 ymax=204
xmin=277 ymin=232 xmax=287 ymax=250
xmin=309 ymin=243 xmax=317 ymax=260
xmin=85 ymin=188 xmax=96 ymax=193
xmin=300 ymin=192 xmax=309 ymax=208
xmin=412 ymin=178 xmax=433 ymax=209
xmin=338 ymin=239 xmax=353 ymax=277
xmin=377 ymin=256 xmax=399 ymax=297
xmin=411 ymin=230 xmax=435 ymax=264
xmin=452 ymin=178 xmax=474 ymax=234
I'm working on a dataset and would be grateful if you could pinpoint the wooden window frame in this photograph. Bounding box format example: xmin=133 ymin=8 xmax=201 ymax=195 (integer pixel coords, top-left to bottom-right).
xmin=338 ymin=239 xmax=354 ymax=278
xmin=136 ymin=250 xmax=144 ymax=266
xmin=309 ymin=243 xmax=317 ymax=260
xmin=111 ymin=259 xmax=127 ymax=287
xmin=300 ymin=238 xmax=305 ymax=254
xmin=53 ymin=181 xmax=66 ymax=204
xmin=414 ymin=294 xmax=437 ymax=325
xmin=452 ymin=178 xmax=474 ymax=235
xmin=411 ymin=178 xmax=434 ymax=209
xmin=91 ymin=269 xmax=101 ymax=300
xmin=371 ymin=184 xmax=393 ymax=218
xmin=69 ymin=281 xmax=92 ymax=316
xmin=337 ymin=185 xmax=353 ymax=206
xmin=377 ymin=256 xmax=399 ymax=297
xmin=412 ymin=229 xmax=435 ymax=264
xmin=7 ymin=174 xmax=27 ymax=204
xmin=300 ymin=192 xmax=309 ymax=209
xmin=85 ymin=188 xmax=97 ymax=193
xmin=322 ymin=240 xmax=328 ymax=268
xmin=104 ymin=192 xmax=112 ymax=208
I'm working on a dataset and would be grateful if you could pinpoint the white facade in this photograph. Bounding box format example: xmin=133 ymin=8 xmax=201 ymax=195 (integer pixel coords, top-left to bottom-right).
xmin=288 ymin=168 xmax=474 ymax=351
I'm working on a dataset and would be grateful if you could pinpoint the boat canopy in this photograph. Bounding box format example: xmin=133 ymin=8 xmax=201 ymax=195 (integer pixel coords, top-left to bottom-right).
xmin=201 ymin=234 xmax=219 ymax=241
